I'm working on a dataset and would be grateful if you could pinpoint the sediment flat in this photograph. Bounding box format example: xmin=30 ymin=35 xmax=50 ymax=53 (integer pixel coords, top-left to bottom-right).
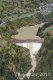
xmin=12 ymin=23 xmax=44 ymax=43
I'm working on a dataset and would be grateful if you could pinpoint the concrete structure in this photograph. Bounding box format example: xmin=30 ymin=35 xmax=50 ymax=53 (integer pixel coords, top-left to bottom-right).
xmin=14 ymin=40 xmax=42 ymax=79
xmin=11 ymin=24 xmax=44 ymax=79
xmin=12 ymin=24 xmax=44 ymax=55
xmin=14 ymin=41 xmax=42 ymax=79
xmin=16 ymin=42 xmax=42 ymax=55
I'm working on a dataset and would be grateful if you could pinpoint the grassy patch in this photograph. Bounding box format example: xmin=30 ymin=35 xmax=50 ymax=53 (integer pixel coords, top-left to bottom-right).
xmin=44 ymin=25 xmax=53 ymax=35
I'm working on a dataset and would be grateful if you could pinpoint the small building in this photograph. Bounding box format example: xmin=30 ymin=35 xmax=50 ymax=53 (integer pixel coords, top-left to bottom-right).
xmin=39 ymin=3 xmax=53 ymax=14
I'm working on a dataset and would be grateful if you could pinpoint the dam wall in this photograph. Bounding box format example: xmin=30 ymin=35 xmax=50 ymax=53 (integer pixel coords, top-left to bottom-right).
xmin=16 ymin=42 xmax=42 ymax=55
